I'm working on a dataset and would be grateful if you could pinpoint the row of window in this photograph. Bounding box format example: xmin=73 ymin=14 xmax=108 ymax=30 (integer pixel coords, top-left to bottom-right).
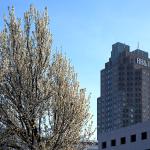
xmin=118 ymin=77 xmax=142 ymax=80
xmin=101 ymin=131 xmax=148 ymax=149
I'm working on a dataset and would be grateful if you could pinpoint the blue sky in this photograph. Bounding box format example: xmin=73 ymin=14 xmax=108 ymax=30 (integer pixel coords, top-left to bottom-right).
xmin=1 ymin=0 xmax=150 ymax=139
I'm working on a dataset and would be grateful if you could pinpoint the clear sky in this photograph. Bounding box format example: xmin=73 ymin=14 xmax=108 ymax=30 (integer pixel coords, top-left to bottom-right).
xmin=1 ymin=0 xmax=150 ymax=139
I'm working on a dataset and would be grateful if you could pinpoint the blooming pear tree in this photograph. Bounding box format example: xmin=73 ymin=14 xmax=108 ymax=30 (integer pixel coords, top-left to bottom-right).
xmin=0 ymin=6 xmax=94 ymax=150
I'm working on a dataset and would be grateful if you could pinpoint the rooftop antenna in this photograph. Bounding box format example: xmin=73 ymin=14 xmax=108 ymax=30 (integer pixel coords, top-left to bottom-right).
xmin=137 ymin=42 xmax=140 ymax=49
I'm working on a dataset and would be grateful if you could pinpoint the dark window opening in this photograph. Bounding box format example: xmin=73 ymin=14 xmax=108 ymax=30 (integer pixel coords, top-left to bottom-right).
xmin=130 ymin=134 xmax=136 ymax=142
xmin=102 ymin=141 xmax=107 ymax=149
xmin=120 ymin=137 xmax=126 ymax=144
xmin=111 ymin=139 xmax=116 ymax=146
xmin=141 ymin=132 xmax=147 ymax=140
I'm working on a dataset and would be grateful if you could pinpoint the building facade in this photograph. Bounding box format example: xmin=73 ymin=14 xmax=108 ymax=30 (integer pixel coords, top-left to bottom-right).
xmin=98 ymin=120 xmax=150 ymax=150
xmin=97 ymin=42 xmax=150 ymax=135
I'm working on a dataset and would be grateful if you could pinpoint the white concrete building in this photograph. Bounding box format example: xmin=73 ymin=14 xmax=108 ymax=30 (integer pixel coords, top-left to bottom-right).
xmin=98 ymin=120 xmax=150 ymax=150
xmin=82 ymin=141 xmax=98 ymax=150
xmin=86 ymin=144 xmax=98 ymax=150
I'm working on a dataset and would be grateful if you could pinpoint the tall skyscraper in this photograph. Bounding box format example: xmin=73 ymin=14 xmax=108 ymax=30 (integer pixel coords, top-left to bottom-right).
xmin=97 ymin=42 xmax=150 ymax=135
